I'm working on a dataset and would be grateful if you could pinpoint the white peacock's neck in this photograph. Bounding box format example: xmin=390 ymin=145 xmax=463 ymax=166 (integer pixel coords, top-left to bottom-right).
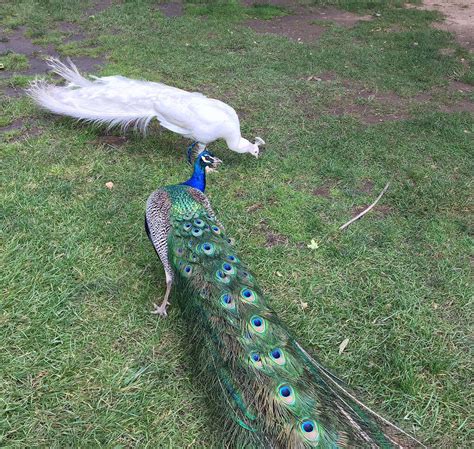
xmin=227 ymin=136 xmax=252 ymax=154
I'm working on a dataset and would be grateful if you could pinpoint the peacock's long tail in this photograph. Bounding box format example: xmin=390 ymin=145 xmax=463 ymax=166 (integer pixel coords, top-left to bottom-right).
xmin=162 ymin=188 xmax=422 ymax=449
xmin=27 ymin=58 xmax=172 ymax=134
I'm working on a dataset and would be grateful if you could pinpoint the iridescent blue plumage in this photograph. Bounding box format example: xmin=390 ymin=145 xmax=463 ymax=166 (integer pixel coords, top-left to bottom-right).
xmin=144 ymin=151 xmax=423 ymax=448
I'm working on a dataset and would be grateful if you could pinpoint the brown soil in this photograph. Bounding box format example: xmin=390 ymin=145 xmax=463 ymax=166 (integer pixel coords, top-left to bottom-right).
xmin=0 ymin=118 xmax=43 ymax=141
xmin=58 ymin=22 xmax=87 ymax=43
xmin=92 ymin=135 xmax=129 ymax=147
xmin=407 ymin=0 xmax=474 ymax=51
xmin=351 ymin=204 xmax=393 ymax=218
xmin=312 ymin=180 xmax=339 ymax=198
xmin=259 ymin=220 xmax=289 ymax=248
xmin=0 ymin=25 xmax=105 ymax=96
xmin=1 ymin=86 xmax=24 ymax=98
xmin=246 ymin=203 xmax=264 ymax=213
xmin=301 ymin=77 xmax=474 ymax=124
xmin=245 ymin=4 xmax=371 ymax=43
xmin=157 ymin=2 xmax=184 ymax=18
xmin=358 ymin=179 xmax=375 ymax=194
xmin=85 ymin=0 xmax=118 ymax=16
xmin=0 ymin=118 xmax=25 ymax=132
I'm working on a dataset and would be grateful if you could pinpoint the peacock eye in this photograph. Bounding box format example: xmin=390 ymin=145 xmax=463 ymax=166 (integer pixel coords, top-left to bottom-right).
xmin=222 ymin=262 xmax=235 ymax=275
xmin=250 ymin=315 xmax=266 ymax=334
xmin=280 ymin=386 xmax=290 ymax=397
xmin=249 ymin=351 xmax=263 ymax=369
xmin=240 ymin=288 xmax=256 ymax=303
xmin=220 ymin=293 xmax=235 ymax=309
xmin=269 ymin=348 xmax=286 ymax=365
xmin=192 ymin=227 xmax=203 ymax=237
xmin=182 ymin=265 xmax=193 ymax=277
xmin=201 ymin=242 xmax=215 ymax=256
xmin=194 ymin=219 xmax=204 ymax=228
xmin=183 ymin=223 xmax=192 ymax=231
xmin=215 ymin=270 xmax=230 ymax=284
xmin=300 ymin=419 xmax=318 ymax=442
xmin=277 ymin=384 xmax=296 ymax=405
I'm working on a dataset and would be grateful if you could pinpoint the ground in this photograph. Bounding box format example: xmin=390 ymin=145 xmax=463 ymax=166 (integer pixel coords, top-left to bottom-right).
xmin=1 ymin=1 xmax=473 ymax=447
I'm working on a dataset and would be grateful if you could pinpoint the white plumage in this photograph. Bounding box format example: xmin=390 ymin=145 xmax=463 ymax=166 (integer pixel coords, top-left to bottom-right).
xmin=27 ymin=58 xmax=265 ymax=157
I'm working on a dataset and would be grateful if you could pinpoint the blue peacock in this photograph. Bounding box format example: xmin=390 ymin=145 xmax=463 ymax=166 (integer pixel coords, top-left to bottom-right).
xmin=145 ymin=151 xmax=423 ymax=448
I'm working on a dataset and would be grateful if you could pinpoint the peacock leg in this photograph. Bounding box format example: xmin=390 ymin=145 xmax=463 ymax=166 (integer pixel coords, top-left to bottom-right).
xmin=151 ymin=271 xmax=173 ymax=317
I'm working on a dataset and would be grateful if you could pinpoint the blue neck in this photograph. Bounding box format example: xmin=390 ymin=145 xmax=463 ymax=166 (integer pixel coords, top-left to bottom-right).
xmin=181 ymin=159 xmax=206 ymax=192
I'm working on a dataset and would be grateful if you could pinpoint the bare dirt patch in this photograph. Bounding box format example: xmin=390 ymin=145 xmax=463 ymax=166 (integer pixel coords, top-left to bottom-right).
xmin=58 ymin=22 xmax=87 ymax=43
xmin=351 ymin=204 xmax=393 ymax=218
xmin=312 ymin=180 xmax=339 ymax=198
xmin=0 ymin=118 xmax=43 ymax=141
xmin=157 ymin=2 xmax=184 ymax=18
xmin=358 ymin=179 xmax=375 ymax=194
xmin=245 ymin=4 xmax=371 ymax=43
xmin=259 ymin=220 xmax=289 ymax=248
xmin=92 ymin=135 xmax=129 ymax=148
xmin=301 ymin=77 xmax=473 ymax=124
xmin=0 ymin=26 xmax=105 ymax=89
xmin=408 ymin=0 xmax=474 ymax=51
xmin=1 ymin=86 xmax=24 ymax=98
xmin=85 ymin=0 xmax=118 ymax=16
xmin=0 ymin=118 xmax=25 ymax=132
xmin=246 ymin=202 xmax=264 ymax=213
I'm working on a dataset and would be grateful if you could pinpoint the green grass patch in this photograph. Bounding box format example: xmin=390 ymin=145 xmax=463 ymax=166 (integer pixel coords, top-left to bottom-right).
xmin=0 ymin=52 xmax=29 ymax=71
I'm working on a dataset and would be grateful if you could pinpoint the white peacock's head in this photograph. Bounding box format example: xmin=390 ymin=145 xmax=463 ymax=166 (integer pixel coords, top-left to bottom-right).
xmin=240 ymin=137 xmax=265 ymax=158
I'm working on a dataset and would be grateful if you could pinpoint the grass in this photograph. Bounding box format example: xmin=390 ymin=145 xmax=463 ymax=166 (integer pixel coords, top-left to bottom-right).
xmin=1 ymin=0 xmax=473 ymax=447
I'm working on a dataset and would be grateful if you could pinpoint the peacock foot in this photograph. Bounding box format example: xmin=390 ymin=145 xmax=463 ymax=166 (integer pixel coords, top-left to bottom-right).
xmin=151 ymin=300 xmax=170 ymax=317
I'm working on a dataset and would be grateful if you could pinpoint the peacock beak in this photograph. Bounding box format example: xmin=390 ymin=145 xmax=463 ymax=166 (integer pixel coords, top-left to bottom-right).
xmin=207 ymin=156 xmax=222 ymax=173
xmin=212 ymin=156 xmax=223 ymax=167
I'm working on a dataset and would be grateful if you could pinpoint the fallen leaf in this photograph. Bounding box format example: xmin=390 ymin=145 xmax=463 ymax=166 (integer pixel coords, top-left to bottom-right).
xmin=307 ymin=239 xmax=319 ymax=250
xmin=105 ymin=181 xmax=114 ymax=189
xmin=338 ymin=338 xmax=349 ymax=354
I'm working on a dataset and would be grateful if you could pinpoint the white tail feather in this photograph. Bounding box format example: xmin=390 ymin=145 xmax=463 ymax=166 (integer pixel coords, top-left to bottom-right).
xmin=46 ymin=57 xmax=92 ymax=87
xmin=26 ymin=65 xmax=157 ymax=135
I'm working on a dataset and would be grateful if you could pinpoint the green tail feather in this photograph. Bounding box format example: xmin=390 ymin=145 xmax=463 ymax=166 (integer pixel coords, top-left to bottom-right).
xmin=165 ymin=199 xmax=420 ymax=448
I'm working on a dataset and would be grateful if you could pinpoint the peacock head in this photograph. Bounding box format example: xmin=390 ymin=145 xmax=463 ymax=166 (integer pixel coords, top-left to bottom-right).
xmin=235 ymin=137 xmax=265 ymax=158
xmin=197 ymin=150 xmax=222 ymax=174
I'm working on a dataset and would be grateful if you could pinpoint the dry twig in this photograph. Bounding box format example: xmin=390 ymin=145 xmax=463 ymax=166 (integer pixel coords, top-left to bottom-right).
xmin=339 ymin=182 xmax=390 ymax=231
